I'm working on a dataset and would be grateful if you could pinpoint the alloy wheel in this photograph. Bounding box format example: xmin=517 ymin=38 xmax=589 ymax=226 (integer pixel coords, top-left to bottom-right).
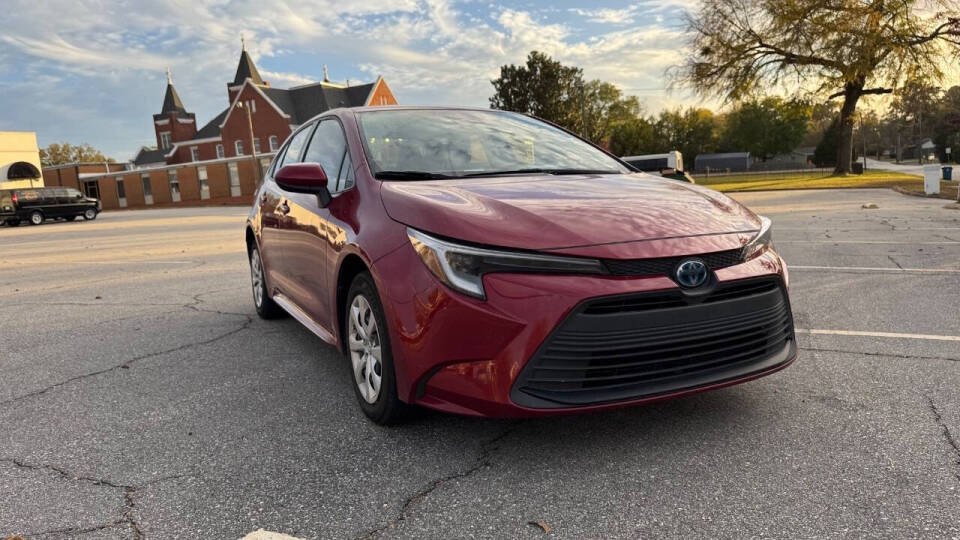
xmin=84 ymin=209 xmax=97 ymax=220
xmin=348 ymin=294 xmax=382 ymax=404
xmin=30 ymin=212 xmax=43 ymax=225
xmin=250 ymin=249 xmax=264 ymax=308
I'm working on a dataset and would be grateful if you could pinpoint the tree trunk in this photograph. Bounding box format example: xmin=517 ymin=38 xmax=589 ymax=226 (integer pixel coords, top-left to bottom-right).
xmin=834 ymin=82 xmax=863 ymax=175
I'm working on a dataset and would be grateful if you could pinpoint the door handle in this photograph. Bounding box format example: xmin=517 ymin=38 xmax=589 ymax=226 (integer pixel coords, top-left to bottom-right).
xmin=278 ymin=201 xmax=290 ymax=215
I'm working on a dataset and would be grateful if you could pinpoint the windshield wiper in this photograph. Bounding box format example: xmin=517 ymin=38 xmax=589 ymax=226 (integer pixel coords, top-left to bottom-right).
xmin=461 ymin=168 xmax=619 ymax=178
xmin=375 ymin=170 xmax=456 ymax=180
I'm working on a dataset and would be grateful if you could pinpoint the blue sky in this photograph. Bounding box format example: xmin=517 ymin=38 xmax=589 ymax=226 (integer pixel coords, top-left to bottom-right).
xmin=0 ymin=0 xmax=699 ymax=160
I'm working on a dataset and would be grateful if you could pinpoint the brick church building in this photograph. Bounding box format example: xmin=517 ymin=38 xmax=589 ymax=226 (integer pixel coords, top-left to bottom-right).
xmin=133 ymin=44 xmax=397 ymax=167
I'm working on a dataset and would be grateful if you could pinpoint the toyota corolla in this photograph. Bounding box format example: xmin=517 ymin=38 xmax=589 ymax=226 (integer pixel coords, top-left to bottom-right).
xmin=245 ymin=106 xmax=796 ymax=424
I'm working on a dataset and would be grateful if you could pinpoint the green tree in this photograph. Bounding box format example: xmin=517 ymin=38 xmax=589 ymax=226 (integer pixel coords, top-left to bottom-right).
xmin=675 ymin=0 xmax=960 ymax=174
xmin=39 ymin=142 xmax=114 ymax=167
xmin=490 ymin=51 xmax=583 ymax=133
xmin=654 ymin=108 xmax=719 ymax=165
xmin=579 ymin=80 xmax=643 ymax=144
xmin=609 ymin=116 xmax=657 ymax=156
xmin=721 ymin=97 xmax=811 ymax=161
xmin=490 ymin=51 xmax=644 ymax=147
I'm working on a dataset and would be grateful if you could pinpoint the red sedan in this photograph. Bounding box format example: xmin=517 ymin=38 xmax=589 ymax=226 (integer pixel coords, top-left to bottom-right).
xmin=246 ymin=106 xmax=796 ymax=424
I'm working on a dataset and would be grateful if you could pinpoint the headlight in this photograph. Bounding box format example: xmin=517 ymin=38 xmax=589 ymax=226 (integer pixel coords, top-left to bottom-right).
xmin=742 ymin=216 xmax=773 ymax=260
xmin=407 ymin=228 xmax=606 ymax=299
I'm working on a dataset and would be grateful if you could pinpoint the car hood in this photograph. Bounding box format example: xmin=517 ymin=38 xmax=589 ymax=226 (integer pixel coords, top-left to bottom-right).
xmin=379 ymin=173 xmax=761 ymax=253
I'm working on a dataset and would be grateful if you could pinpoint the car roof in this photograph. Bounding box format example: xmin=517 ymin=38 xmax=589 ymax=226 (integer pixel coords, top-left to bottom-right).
xmin=307 ymin=105 xmax=515 ymax=125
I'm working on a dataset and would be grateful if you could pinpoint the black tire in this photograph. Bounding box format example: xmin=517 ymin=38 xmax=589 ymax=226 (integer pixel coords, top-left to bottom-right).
xmin=345 ymin=272 xmax=407 ymax=425
xmin=83 ymin=208 xmax=98 ymax=221
xmin=249 ymin=245 xmax=285 ymax=319
xmin=28 ymin=211 xmax=44 ymax=225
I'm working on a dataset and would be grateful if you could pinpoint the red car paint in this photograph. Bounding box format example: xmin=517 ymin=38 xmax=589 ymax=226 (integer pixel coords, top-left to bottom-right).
xmin=247 ymin=106 xmax=796 ymax=418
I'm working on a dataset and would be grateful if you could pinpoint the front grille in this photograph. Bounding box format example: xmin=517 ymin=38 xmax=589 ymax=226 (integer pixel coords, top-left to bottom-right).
xmin=511 ymin=277 xmax=795 ymax=408
xmin=602 ymin=247 xmax=743 ymax=277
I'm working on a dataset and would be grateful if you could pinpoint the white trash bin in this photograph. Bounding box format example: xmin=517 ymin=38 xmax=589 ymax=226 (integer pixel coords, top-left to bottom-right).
xmin=924 ymin=164 xmax=941 ymax=195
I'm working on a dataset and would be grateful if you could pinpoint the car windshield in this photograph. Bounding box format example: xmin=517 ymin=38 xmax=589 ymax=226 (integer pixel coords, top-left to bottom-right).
xmin=356 ymin=109 xmax=628 ymax=179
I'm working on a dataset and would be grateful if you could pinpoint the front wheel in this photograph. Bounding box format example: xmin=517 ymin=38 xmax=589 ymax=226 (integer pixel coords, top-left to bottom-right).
xmin=83 ymin=208 xmax=98 ymax=220
xmin=249 ymin=246 xmax=285 ymax=319
xmin=345 ymin=272 xmax=407 ymax=425
xmin=28 ymin=211 xmax=43 ymax=225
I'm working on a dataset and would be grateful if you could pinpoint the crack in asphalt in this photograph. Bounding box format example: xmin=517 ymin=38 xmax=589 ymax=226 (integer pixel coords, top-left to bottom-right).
xmin=355 ymin=421 xmax=524 ymax=539
xmin=0 ymin=291 xmax=252 ymax=409
xmin=798 ymin=346 xmax=960 ymax=363
xmin=886 ymin=255 xmax=904 ymax=269
xmin=1 ymin=457 xmax=193 ymax=539
xmin=926 ymin=397 xmax=960 ymax=483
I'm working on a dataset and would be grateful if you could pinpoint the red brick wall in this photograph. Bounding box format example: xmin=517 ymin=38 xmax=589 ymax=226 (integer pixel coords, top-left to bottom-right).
xmin=98 ymin=177 xmax=119 ymax=210
xmin=221 ymin=86 xmax=293 ymax=159
xmin=155 ymin=112 xmax=198 ymax=148
xmin=177 ymin=166 xmax=200 ymax=202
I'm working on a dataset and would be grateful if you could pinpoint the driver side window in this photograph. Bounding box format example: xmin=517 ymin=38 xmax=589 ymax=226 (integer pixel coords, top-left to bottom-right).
xmin=302 ymin=119 xmax=353 ymax=194
xmin=272 ymin=124 xmax=315 ymax=176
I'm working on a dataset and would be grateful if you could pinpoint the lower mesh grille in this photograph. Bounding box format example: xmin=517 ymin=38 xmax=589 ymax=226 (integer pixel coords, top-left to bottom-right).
xmin=511 ymin=277 xmax=795 ymax=408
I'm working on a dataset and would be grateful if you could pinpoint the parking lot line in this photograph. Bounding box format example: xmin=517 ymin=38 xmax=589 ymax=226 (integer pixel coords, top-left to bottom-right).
xmin=796 ymin=328 xmax=960 ymax=342
xmin=790 ymin=265 xmax=960 ymax=274
xmin=779 ymin=240 xmax=960 ymax=245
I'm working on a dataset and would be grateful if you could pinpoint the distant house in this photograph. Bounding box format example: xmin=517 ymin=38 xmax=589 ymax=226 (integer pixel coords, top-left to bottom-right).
xmin=901 ymin=138 xmax=937 ymax=161
xmin=694 ymin=152 xmax=751 ymax=172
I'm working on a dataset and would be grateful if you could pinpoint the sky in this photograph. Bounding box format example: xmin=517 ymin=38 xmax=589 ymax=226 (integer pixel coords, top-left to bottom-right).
xmin=0 ymin=0 xmax=699 ymax=160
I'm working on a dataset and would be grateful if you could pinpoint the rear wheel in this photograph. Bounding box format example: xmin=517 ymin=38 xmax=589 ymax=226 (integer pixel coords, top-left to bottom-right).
xmin=249 ymin=246 xmax=284 ymax=319
xmin=83 ymin=208 xmax=98 ymax=220
xmin=28 ymin=211 xmax=43 ymax=225
xmin=345 ymin=272 xmax=406 ymax=425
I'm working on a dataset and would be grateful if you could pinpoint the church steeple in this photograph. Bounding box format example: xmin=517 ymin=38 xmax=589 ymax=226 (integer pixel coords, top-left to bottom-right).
xmin=231 ymin=36 xmax=264 ymax=87
xmin=160 ymin=67 xmax=188 ymax=115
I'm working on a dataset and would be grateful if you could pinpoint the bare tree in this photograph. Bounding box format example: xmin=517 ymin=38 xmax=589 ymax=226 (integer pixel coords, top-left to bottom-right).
xmin=674 ymin=0 xmax=960 ymax=174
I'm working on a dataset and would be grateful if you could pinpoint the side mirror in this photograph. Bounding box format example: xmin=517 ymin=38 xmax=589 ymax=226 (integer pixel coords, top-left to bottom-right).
xmin=275 ymin=162 xmax=331 ymax=207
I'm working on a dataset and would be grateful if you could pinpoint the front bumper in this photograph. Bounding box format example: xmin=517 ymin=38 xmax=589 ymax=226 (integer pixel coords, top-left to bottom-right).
xmin=374 ymin=245 xmax=795 ymax=418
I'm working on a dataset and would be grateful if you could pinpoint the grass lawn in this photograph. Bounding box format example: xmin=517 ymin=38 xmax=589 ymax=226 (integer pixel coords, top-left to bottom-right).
xmin=695 ymin=169 xmax=959 ymax=200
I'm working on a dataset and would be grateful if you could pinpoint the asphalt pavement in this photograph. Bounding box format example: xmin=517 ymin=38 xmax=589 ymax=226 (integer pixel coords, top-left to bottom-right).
xmin=1 ymin=189 xmax=959 ymax=539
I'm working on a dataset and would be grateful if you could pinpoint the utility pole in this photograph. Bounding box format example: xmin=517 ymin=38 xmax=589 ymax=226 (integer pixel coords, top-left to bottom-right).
xmin=237 ymin=101 xmax=262 ymax=183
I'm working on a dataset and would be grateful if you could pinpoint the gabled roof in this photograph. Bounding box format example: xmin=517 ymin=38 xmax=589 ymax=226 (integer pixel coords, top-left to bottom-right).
xmin=195 ymin=108 xmax=228 ymax=139
xmin=132 ymin=147 xmax=167 ymax=166
xmin=161 ymin=83 xmax=188 ymax=115
xmin=232 ymin=50 xmax=264 ymax=86
xmin=266 ymin=82 xmax=375 ymax=124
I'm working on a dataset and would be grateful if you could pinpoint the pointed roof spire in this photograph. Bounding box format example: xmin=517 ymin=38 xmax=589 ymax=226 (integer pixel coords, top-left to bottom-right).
xmin=323 ymin=64 xmax=330 ymax=83
xmin=160 ymin=69 xmax=187 ymax=115
xmin=231 ymin=38 xmax=264 ymax=86
xmin=241 ymin=33 xmax=246 ymax=51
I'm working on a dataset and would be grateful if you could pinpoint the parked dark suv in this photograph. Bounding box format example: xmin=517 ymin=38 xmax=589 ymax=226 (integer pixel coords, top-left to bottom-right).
xmin=0 ymin=187 xmax=101 ymax=226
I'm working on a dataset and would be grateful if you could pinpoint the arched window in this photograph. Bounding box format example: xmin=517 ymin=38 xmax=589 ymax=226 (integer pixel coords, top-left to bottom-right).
xmin=7 ymin=161 xmax=41 ymax=180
